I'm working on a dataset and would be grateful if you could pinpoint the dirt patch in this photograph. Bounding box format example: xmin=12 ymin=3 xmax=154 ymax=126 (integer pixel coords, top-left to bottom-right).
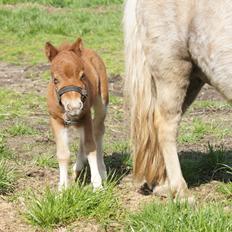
xmin=0 ymin=62 xmax=48 ymax=95
xmin=0 ymin=198 xmax=32 ymax=232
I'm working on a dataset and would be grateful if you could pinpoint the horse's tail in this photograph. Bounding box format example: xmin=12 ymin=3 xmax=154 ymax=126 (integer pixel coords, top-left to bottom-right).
xmin=123 ymin=0 xmax=166 ymax=187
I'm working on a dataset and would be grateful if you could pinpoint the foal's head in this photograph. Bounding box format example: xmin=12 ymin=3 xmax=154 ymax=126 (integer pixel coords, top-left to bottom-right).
xmin=45 ymin=38 xmax=88 ymax=117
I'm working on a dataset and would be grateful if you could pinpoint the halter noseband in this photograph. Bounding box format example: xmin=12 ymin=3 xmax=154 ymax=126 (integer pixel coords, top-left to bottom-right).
xmin=56 ymin=85 xmax=88 ymax=126
xmin=56 ymin=85 xmax=88 ymax=106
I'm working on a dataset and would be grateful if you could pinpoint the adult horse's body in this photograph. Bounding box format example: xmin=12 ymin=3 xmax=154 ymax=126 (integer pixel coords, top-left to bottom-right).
xmin=45 ymin=38 xmax=108 ymax=190
xmin=124 ymin=0 xmax=232 ymax=199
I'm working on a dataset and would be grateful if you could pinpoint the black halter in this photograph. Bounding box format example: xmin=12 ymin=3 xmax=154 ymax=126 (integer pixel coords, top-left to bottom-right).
xmin=56 ymin=85 xmax=88 ymax=106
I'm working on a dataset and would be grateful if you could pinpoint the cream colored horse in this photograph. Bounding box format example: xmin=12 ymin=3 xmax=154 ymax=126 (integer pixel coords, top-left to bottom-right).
xmin=124 ymin=0 xmax=232 ymax=200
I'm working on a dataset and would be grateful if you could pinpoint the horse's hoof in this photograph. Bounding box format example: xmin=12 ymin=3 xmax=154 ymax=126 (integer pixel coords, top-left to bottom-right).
xmin=153 ymin=184 xmax=170 ymax=198
xmin=173 ymin=187 xmax=196 ymax=205
xmin=174 ymin=194 xmax=196 ymax=205
xmin=138 ymin=183 xmax=153 ymax=195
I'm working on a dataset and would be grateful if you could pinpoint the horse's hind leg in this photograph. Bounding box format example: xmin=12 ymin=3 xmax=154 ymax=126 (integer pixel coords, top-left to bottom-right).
xmin=154 ymin=66 xmax=205 ymax=197
xmin=153 ymin=60 xmax=193 ymax=199
xmin=93 ymin=96 xmax=107 ymax=180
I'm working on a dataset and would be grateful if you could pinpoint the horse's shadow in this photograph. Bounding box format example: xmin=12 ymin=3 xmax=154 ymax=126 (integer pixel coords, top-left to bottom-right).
xmin=78 ymin=145 xmax=232 ymax=188
xmin=105 ymin=145 xmax=232 ymax=188
xmin=179 ymin=145 xmax=232 ymax=187
xmin=76 ymin=151 xmax=131 ymax=185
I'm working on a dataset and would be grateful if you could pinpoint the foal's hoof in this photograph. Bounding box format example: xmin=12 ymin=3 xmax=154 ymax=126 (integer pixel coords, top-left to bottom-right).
xmin=72 ymin=163 xmax=82 ymax=182
xmin=58 ymin=183 xmax=68 ymax=192
xmin=73 ymin=170 xmax=82 ymax=182
xmin=93 ymin=185 xmax=104 ymax=192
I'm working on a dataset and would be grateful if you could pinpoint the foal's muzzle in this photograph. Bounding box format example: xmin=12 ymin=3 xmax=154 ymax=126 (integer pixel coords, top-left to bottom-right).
xmin=66 ymin=100 xmax=83 ymax=116
xmin=56 ymin=85 xmax=88 ymax=107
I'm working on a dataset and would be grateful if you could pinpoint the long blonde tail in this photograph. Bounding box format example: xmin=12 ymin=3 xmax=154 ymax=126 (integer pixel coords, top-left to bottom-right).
xmin=123 ymin=0 xmax=166 ymax=187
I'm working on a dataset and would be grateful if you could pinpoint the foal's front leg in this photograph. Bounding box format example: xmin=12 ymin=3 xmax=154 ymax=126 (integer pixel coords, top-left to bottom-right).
xmin=84 ymin=113 xmax=103 ymax=190
xmin=51 ymin=117 xmax=70 ymax=190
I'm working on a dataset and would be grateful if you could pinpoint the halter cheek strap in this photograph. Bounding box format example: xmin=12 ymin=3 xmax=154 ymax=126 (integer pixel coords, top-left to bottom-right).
xmin=56 ymin=85 xmax=88 ymax=106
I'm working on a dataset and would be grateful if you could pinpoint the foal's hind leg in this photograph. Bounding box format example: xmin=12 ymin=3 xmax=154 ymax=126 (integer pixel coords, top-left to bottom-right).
xmin=153 ymin=60 xmax=193 ymax=200
xmin=93 ymin=97 xmax=107 ymax=180
xmin=84 ymin=112 xmax=103 ymax=190
xmin=73 ymin=128 xmax=87 ymax=181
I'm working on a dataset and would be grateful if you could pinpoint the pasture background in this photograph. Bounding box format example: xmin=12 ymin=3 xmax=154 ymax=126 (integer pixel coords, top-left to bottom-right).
xmin=0 ymin=0 xmax=231 ymax=231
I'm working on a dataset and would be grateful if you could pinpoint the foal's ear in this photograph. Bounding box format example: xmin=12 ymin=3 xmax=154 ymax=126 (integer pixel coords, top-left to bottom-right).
xmin=70 ymin=38 xmax=84 ymax=56
xmin=45 ymin=42 xmax=58 ymax=62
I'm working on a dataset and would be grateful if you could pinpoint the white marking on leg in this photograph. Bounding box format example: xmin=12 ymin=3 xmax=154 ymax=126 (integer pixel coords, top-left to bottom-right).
xmin=96 ymin=136 xmax=107 ymax=180
xmin=87 ymin=150 xmax=103 ymax=190
xmin=93 ymin=100 xmax=107 ymax=180
xmin=58 ymin=162 xmax=69 ymax=191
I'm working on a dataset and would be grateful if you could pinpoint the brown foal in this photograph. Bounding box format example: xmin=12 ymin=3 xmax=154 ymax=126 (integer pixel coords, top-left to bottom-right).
xmin=45 ymin=38 xmax=109 ymax=190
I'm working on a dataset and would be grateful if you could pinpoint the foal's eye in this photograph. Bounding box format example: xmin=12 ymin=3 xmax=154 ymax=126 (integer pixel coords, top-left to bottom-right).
xmin=80 ymin=73 xmax=85 ymax=81
xmin=53 ymin=78 xmax=59 ymax=84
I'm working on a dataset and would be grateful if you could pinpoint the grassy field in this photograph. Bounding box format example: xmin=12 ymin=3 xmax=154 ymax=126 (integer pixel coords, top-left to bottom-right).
xmin=0 ymin=0 xmax=231 ymax=231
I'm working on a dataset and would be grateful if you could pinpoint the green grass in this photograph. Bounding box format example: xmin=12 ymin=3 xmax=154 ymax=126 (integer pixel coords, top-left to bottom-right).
xmin=7 ymin=122 xmax=37 ymax=136
xmin=127 ymin=201 xmax=232 ymax=232
xmin=0 ymin=135 xmax=14 ymax=159
xmin=0 ymin=0 xmax=123 ymax=8
xmin=110 ymin=94 xmax=123 ymax=105
xmin=0 ymin=88 xmax=46 ymax=120
xmin=25 ymin=182 xmax=121 ymax=229
xmin=180 ymin=144 xmax=232 ymax=185
xmin=178 ymin=118 xmax=230 ymax=143
xmin=0 ymin=3 xmax=123 ymax=74
xmin=217 ymin=165 xmax=232 ymax=197
xmin=191 ymin=100 xmax=231 ymax=110
xmin=0 ymin=160 xmax=15 ymax=194
xmin=104 ymin=139 xmax=130 ymax=154
xmin=218 ymin=182 xmax=232 ymax=197
xmin=34 ymin=153 xmax=58 ymax=168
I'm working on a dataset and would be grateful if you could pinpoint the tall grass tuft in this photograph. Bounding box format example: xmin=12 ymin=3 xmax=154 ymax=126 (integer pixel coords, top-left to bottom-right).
xmin=25 ymin=182 xmax=120 ymax=228
xmin=0 ymin=135 xmax=14 ymax=159
xmin=0 ymin=160 xmax=15 ymax=194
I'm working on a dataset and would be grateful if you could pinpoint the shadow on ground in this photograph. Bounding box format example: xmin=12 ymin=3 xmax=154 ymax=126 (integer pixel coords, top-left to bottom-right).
xmin=180 ymin=145 xmax=232 ymax=187
xmin=75 ymin=145 xmax=232 ymax=190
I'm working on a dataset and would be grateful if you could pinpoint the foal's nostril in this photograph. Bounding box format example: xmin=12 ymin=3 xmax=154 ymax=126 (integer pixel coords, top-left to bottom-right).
xmin=66 ymin=101 xmax=83 ymax=114
xmin=79 ymin=101 xmax=83 ymax=109
xmin=67 ymin=104 xmax=72 ymax=111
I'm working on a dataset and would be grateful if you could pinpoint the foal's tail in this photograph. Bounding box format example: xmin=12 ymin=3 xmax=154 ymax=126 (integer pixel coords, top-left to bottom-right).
xmin=123 ymin=0 xmax=166 ymax=187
